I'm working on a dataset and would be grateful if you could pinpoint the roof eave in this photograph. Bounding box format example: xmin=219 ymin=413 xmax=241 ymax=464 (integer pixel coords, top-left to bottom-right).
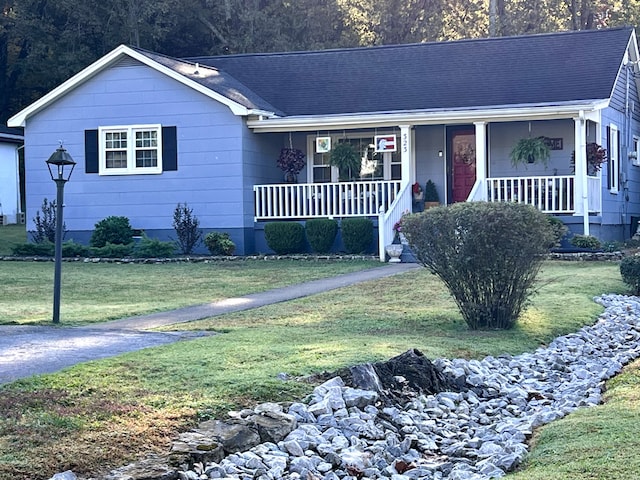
xmin=7 ymin=45 xmax=266 ymax=127
xmin=247 ymin=101 xmax=609 ymax=132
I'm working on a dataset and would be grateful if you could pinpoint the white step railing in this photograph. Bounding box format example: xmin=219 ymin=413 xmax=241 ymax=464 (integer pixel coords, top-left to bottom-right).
xmin=254 ymin=180 xmax=403 ymax=220
xmin=377 ymin=184 xmax=412 ymax=261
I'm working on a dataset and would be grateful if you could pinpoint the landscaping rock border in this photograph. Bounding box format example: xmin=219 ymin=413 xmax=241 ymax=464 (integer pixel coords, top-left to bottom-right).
xmin=77 ymin=293 xmax=640 ymax=480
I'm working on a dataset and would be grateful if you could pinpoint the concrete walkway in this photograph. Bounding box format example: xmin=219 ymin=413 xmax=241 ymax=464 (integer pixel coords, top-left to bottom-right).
xmin=0 ymin=263 xmax=419 ymax=385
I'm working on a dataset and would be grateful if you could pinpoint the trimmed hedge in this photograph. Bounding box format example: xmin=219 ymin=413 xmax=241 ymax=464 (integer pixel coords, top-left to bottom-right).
xmin=134 ymin=236 xmax=176 ymax=258
xmin=341 ymin=218 xmax=373 ymax=254
xmin=305 ymin=218 xmax=338 ymax=253
xmin=264 ymin=222 xmax=305 ymax=254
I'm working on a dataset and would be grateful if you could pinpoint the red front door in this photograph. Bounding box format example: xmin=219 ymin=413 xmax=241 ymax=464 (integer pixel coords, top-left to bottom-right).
xmin=450 ymin=129 xmax=476 ymax=203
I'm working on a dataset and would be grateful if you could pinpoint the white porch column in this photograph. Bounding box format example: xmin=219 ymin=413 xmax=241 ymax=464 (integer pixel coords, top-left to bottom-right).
xmin=400 ymin=125 xmax=412 ymax=186
xmin=474 ymin=122 xmax=487 ymax=201
xmin=573 ymin=113 xmax=590 ymax=235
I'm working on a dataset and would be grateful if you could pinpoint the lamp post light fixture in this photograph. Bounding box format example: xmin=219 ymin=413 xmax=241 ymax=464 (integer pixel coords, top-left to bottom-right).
xmin=46 ymin=145 xmax=76 ymax=324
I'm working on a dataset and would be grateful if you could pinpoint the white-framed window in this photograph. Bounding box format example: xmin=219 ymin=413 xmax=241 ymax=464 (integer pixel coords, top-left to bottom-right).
xmin=632 ymin=136 xmax=640 ymax=166
xmin=99 ymin=124 xmax=162 ymax=175
xmin=307 ymin=134 xmax=400 ymax=182
xmin=608 ymin=124 xmax=619 ymax=193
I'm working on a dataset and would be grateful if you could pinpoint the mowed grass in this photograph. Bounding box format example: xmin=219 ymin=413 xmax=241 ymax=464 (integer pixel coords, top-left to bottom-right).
xmin=0 ymin=224 xmax=26 ymax=255
xmin=0 ymin=260 xmax=634 ymax=480
xmin=0 ymin=260 xmax=381 ymax=325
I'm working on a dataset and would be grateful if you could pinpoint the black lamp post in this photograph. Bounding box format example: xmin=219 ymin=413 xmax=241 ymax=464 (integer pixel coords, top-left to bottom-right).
xmin=46 ymin=145 xmax=76 ymax=324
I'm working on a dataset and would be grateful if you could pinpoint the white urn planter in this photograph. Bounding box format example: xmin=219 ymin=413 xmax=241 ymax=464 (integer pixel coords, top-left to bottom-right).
xmin=385 ymin=244 xmax=403 ymax=263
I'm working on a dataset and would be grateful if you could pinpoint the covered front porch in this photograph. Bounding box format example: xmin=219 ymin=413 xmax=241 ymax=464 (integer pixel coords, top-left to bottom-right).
xmin=249 ymin=108 xmax=604 ymax=261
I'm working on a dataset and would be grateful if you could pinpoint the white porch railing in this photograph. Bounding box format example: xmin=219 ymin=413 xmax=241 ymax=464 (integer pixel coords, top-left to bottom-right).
xmin=254 ymin=180 xmax=402 ymax=220
xmin=484 ymin=175 xmax=600 ymax=213
xmin=486 ymin=176 xmax=574 ymax=213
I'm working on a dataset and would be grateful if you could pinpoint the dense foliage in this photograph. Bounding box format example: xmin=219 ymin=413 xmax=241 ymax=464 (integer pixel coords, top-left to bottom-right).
xmin=620 ymin=256 xmax=640 ymax=295
xmin=341 ymin=218 xmax=373 ymax=254
xmin=134 ymin=235 xmax=176 ymax=258
xmin=264 ymin=222 xmax=306 ymax=254
xmin=90 ymin=216 xmax=134 ymax=247
xmin=403 ymin=202 xmax=555 ymax=330
xmin=570 ymin=234 xmax=602 ymax=250
xmin=3 ymin=0 xmax=638 ymax=125
xmin=203 ymin=231 xmax=236 ymax=255
xmin=305 ymin=218 xmax=338 ymax=253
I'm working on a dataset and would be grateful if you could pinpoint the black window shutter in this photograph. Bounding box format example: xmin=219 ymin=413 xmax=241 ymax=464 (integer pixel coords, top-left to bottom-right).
xmin=162 ymin=126 xmax=177 ymax=171
xmin=606 ymin=126 xmax=611 ymax=190
xmin=85 ymin=129 xmax=99 ymax=174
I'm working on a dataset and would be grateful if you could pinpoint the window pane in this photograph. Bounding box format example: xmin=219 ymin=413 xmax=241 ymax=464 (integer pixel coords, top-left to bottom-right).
xmin=136 ymin=150 xmax=158 ymax=168
xmin=106 ymin=132 xmax=127 ymax=149
xmin=106 ymin=151 xmax=127 ymax=169
xmin=313 ymin=166 xmax=331 ymax=182
xmin=136 ymin=130 xmax=157 ymax=148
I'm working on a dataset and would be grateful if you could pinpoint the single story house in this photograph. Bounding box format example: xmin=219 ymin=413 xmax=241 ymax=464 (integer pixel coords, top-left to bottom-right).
xmin=7 ymin=27 xmax=640 ymax=260
xmin=0 ymin=126 xmax=24 ymax=225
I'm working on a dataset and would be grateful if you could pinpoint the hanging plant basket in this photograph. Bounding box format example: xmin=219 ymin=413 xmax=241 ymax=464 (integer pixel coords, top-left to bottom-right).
xmin=510 ymin=137 xmax=551 ymax=167
xmin=277 ymin=147 xmax=306 ymax=177
xmin=570 ymin=142 xmax=607 ymax=175
xmin=330 ymin=142 xmax=361 ymax=180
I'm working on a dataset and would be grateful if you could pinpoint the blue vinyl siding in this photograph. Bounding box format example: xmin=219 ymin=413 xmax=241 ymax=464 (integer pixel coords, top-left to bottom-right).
xmin=599 ymin=59 xmax=640 ymax=240
xmin=24 ymin=59 xmax=255 ymax=253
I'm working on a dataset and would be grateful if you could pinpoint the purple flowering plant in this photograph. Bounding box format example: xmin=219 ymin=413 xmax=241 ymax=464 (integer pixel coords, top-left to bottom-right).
xmin=277 ymin=148 xmax=306 ymax=175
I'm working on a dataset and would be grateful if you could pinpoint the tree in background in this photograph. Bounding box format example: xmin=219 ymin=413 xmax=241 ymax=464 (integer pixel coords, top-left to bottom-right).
xmin=1 ymin=0 xmax=638 ymax=124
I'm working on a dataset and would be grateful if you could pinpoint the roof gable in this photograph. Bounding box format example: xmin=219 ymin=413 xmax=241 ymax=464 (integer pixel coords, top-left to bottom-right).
xmin=7 ymin=45 xmax=278 ymax=127
xmin=190 ymin=27 xmax=634 ymax=116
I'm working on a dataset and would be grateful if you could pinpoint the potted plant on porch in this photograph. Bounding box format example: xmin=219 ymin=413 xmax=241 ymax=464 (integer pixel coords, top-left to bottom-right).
xmin=510 ymin=137 xmax=551 ymax=168
xmin=424 ymin=180 xmax=440 ymax=209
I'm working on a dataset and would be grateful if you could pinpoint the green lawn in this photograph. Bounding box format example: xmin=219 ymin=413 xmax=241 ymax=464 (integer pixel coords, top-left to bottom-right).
xmin=0 ymin=259 xmax=381 ymax=325
xmin=0 ymin=260 xmax=635 ymax=480
xmin=0 ymin=224 xmax=26 ymax=255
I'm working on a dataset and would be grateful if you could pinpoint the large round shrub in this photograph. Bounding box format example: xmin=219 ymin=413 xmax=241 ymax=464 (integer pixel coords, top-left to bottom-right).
xmin=341 ymin=218 xmax=373 ymax=254
xmin=264 ymin=222 xmax=305 ymax=254
xmin=403 ymin=202 xmax=555 ymax=330
xmin=90 ymin=216 xmax=134 ymax=247
xmin=305 ymin=218 xmax=338 ymax=253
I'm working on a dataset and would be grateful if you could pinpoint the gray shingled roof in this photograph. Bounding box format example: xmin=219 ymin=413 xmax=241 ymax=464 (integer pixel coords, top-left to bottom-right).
xmin=134 ymin=48 xmax=285 ymax=115
xmin=183 ymin=27 xmax=632 ymax=117
xmin=0 ymin=126 xmax=23 ymax=141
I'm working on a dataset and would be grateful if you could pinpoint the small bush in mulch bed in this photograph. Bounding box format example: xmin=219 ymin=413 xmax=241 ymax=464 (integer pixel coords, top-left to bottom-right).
xmin=90 ymin=216 xmax=134 ymax=248
xmin=204 ymin=232 xmax=236 ymax=256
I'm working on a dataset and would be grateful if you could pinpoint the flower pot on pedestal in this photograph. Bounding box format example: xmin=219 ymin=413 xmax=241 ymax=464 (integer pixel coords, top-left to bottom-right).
xmin=385 ymin=244 xmax=403 ymax=263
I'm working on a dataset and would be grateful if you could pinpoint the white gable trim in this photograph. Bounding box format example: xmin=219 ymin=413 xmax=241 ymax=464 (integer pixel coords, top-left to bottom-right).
xmin=7 ymin=45 xmax=255 ymax=127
